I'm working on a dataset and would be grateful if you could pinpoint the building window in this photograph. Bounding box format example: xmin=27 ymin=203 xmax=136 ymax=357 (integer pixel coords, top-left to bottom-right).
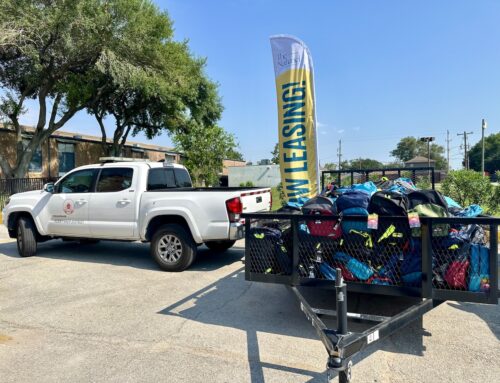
xmin=58 ymin=143 xmax=75 ymax=176
xmin=22 ymin=139 xmax=42 ymax=173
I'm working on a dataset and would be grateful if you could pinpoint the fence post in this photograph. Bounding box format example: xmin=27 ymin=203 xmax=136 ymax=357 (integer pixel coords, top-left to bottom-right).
xmin=488 ymin=224 xmax=498 ymax=304
xmin=421 ymin=219 xmax=433 ymax=298
xmin=292 ymin=216 xmax=300 ymax=286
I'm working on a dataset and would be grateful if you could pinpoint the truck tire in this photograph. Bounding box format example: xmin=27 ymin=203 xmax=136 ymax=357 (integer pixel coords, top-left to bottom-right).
xmin=151 ymin=224 xmax=197 ymax=272
xmin=17 ymin=216 xmax=37 ymax=257
xmin=205 ymin=240 xmax=236 ymax=252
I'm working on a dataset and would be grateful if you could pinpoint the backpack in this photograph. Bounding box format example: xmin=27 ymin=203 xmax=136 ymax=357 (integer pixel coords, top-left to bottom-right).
xmin=444 ymin=257 xmax=469 ymax=290
xmin=248 ymin=227 xmax=291 ymax=275
xmin=302 ymin=196 xmax=341 ymax=238
xmin=410 ymin=204 xmax=450 ymax=237
xmin=401 ymin=239 xmax=422 ymax=286
xmin=468 ymin=244 xmax=490 ymax=292
xmin=341 ymin=207 xmax=369 ymax=233
xmin=407 ymin=190 xmax=449 ymax=212
xmin=336 ymin=191 xmax=371 ymax=212
xmin=368 ymin=191 xmax=409 ymax=216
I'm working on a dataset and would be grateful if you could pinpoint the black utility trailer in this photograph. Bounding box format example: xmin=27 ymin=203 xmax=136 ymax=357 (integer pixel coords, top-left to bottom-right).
xmin=243 ymin=205 xmax=499 ymax=382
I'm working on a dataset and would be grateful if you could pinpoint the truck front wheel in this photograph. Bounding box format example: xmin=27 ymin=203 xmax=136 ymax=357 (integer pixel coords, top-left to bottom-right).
xmin=151 ymin=224 xmax=197 ymax=272
xmin=205 ymin=240 xmax=236 ymax=252
xmin=17 ymin=216 xmax=37 ymax=257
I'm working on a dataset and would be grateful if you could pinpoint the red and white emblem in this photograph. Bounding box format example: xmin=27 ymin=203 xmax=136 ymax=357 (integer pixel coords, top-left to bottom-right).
xmin=63 ymin=199 xmax=75 ymax=215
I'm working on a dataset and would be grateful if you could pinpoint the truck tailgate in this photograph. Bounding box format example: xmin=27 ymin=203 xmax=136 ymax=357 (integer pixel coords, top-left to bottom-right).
xmin=240 ymin=188 xmax=271 ymax=213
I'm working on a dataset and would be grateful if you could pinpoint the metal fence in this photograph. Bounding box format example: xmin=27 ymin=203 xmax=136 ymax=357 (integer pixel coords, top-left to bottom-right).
xmin=244 ymin=213 xmax=499 ymax=304
xmin=0 ymin=177 xmax=55 ymax=209
xmin=321 ymin=167 xmax=442 ymax=190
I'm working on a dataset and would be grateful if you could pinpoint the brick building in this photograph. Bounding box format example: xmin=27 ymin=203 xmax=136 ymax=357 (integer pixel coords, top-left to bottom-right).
xmin=0 ymin=125 xmax=247 ymax=182
xmin=0 ymin=125 xmax=183 ymax=178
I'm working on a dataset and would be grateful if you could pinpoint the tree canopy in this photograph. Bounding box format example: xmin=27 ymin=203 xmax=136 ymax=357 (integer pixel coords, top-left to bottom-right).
xmin=0 ymin=0 xmax=222 ymax=177
xmin=171 ymin=123 xmax=240 ymax=186
xmin=390 ymin=136 xmax=447 ymax=170
xmin=468 ymin=132 xmax=500 ymax=174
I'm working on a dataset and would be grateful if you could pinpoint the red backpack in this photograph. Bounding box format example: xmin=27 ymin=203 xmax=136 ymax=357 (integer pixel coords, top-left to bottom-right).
xmin=302 ymin=196 xmax=342 ymax=238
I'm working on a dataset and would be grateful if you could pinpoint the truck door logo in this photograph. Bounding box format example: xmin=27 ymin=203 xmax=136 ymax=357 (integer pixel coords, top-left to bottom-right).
xmin=63 ymin=199 xmax=75 ymax=215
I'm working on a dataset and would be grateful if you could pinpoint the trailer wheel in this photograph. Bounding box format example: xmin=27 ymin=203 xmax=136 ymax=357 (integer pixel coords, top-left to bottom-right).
xmin=204 ymin=240 xmax=236 ymax=252
xmin=151 ymin=224 xmax=196 ymax=272
xmin=17 ymin=216 xmax=37 ymax=257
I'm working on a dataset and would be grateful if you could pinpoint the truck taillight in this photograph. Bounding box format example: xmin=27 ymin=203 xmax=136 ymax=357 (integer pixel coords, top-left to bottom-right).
xmin=226 ymin=197 xmax=243 ymax=222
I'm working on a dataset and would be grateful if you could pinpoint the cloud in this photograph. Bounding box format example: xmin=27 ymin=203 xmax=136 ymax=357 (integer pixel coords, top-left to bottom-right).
xmin=320 ymin=130 xmax=328 ymax=135
xmin=337 ymin=129 xmax=345 ymax=134
xmin=316 ymin=121 xmax=327 ymax=128
xmin=353 ymin=126 xmax=361 ymax=131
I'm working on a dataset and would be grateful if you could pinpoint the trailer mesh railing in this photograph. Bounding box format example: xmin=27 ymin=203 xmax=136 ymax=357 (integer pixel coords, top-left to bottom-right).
xmin=321 ymin=167 xmax=437 ymax=190
xmin=244 ymin=213 xmax=498 ymax=304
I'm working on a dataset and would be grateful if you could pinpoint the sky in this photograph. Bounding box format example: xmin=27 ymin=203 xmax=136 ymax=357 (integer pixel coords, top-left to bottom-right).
xmin=18 ymin=0 xmax=500 ymax=169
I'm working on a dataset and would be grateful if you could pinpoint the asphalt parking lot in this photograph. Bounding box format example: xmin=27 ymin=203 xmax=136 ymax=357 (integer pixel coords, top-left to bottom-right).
xmin=0 ymin=230 xmax=499 ymax=383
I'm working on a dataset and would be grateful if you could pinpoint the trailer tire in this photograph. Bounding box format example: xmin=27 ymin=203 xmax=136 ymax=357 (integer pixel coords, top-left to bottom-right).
xmin=204 ymin=240 xmax=236 ymax=252
xmin=17 ymin=216 xmax=37 ymax=257
xmin=151 ymin=224 xmax=196 ymax=272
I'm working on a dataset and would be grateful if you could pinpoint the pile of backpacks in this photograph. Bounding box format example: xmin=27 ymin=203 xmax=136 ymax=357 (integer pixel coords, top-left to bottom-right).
xmin=249 ymin=177 xmax=492 ymax=293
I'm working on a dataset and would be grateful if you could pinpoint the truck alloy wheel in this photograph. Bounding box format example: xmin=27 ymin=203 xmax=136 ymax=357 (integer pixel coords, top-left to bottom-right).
xmin=151 ymin=224 xmax=196 ymax=272
xmin=157 ymin=234 xmax=183 ymax=263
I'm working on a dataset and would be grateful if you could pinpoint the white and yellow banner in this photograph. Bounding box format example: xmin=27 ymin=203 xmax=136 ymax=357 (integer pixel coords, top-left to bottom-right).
xmin=270 ymin=35 xmax=319 ymax=203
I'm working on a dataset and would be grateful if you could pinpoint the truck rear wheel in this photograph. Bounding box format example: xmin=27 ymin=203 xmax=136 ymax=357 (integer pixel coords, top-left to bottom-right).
xmin=205 ymin=240 xmax=236 ymax=252
xmin=17 ymin=216 xmax=37 ymax=257
xmin=151 ymin=224 xmax=196 ymax=272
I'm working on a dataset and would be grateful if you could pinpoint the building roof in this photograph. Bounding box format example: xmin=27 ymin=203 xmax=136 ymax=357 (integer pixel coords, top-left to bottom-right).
xmin=405 ymin=156 xmax=436 ymax=164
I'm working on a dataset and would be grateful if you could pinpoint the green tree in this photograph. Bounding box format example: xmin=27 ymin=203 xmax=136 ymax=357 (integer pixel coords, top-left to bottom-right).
xmin=0 ymin=0 xmax=221 ymax=176
xmin=468 ymin=132 xmax=500 ymax=175
xmin=343 ymin=158 xmax=384 ymax=169
xmin=171 ymin=123 xmax=240 ymax=186
xmin=271 ymin=143 xmax=279 ymax=164
xmin=441 ymin=170 xmax=493 ymax=208
xmin=390 ymin=137 xmax=447 ymax=170
xmin=226 ymin=147 xmax=244 ymax=161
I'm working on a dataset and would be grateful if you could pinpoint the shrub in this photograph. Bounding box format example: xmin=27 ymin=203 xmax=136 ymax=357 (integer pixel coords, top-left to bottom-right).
xmin=239 ymin=181 xmax=254 ymax=187
xmin=441 ymin=170 xmax=492 ymax=207
xmin=415 ymin=176 xmax=431 ymax=190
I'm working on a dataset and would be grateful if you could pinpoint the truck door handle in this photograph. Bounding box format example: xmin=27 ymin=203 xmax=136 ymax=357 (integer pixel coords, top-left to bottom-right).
xmin=118 ymin=199 xmax=131 ymax=205
xmin=75 ymin=199 xmax=87 ymax=205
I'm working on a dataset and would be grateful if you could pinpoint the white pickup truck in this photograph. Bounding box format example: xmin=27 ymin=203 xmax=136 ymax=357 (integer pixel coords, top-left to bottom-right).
xmin=2 ymin=160 xmax=271 ymax=271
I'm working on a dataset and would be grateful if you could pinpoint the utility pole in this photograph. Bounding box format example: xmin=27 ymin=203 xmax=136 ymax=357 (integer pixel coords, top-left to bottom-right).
xmin=481 ymin=119 xmax=487 ymax=176
xmin=419 ymin=136 xmax=435 ymax=177
xmin=446 ymin=130 xmax=451 ymax=172
xmin=337 ymin=139 xmax=342 ymax=170
xmin=457 ymin=131 xmax=473 ymax=170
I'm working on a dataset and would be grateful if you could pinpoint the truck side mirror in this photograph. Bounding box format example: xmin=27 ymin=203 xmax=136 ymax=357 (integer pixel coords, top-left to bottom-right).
xmin=43 ymin=182 xmax=55 ymax=193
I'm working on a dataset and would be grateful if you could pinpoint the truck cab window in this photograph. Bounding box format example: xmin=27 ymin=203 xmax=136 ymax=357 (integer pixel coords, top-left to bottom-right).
xmin=147 ymin=168 xmax=176 ymax=190
xmin=174 ymin=169 xmax=192 ymax=187
xmin=96 ymin=168 xmax=134 ymax=192
xmin=57 ymin=169 xmax=96 ymax=193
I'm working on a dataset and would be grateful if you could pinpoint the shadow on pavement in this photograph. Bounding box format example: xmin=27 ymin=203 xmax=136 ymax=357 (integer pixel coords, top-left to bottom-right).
xmin=448 ymin=301 xmax=500 ymax=341
xmin=157 ymin=267 xmax=432 ymax=383
xmin=0 ymin=240 xmax=245 ymax=272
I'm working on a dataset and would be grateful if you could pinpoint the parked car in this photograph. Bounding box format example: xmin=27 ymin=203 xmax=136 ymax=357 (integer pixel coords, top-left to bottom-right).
xmin=2 ymin=159 xmax=271 ymax=271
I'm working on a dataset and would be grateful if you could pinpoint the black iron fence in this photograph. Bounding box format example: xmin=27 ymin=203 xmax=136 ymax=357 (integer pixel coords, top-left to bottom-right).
xmin=321 ymin=167 xmax=444 ymax=190
xmin=0 ymin=177 xmax=56 ymax=209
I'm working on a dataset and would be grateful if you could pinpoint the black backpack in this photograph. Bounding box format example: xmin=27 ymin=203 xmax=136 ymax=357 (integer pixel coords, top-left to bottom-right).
xmin=368 ymin=191 xmax=409 ymax=216
xmin=302 ymin=196 xmax=336 ymax=215
xmin=407 ymin=190 xmax=448 ymax=212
